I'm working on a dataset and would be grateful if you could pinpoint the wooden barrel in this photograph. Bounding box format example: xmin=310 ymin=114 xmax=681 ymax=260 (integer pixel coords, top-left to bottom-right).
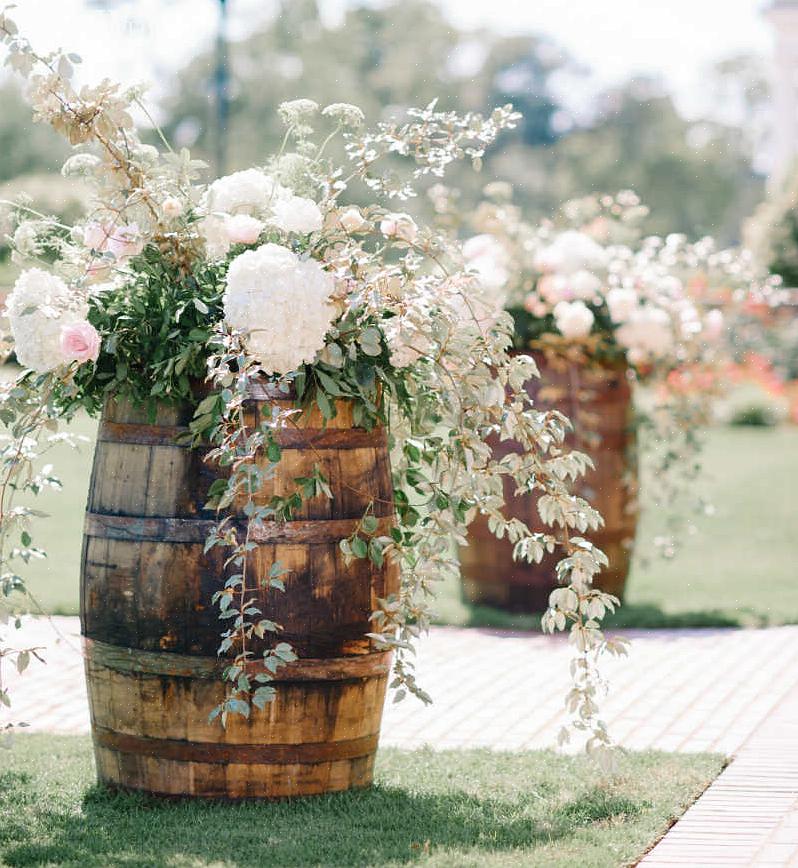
xmin=80 ymin=385 xmax=398 ymax=799
xmin=460 ymin=356 xmax=638 ymax=612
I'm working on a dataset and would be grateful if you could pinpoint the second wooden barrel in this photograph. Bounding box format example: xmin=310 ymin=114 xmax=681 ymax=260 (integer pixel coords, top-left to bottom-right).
xmin=460 ymin=356 xmax=638 ymax=612
xmin=80 ymin=385 xmax=398 ymax=799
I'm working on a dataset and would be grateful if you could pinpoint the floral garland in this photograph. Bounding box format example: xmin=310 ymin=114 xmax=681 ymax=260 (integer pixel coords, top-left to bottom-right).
xmin=0 ymin=12 xmax=629 ymax=760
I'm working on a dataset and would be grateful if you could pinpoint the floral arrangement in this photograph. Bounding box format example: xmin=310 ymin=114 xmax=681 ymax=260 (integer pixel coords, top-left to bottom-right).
xmin=0 ymin=13 xmax=628 ymax=757
xmin=432 ymin=185 xmax=775 ymax=558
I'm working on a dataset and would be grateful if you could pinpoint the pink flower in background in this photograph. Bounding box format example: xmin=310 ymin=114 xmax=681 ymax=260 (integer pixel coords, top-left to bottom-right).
xmin=82 ymin=222 xmax=112 ymax=252
xmin=60 ymin=320 xmax=101 ymax=365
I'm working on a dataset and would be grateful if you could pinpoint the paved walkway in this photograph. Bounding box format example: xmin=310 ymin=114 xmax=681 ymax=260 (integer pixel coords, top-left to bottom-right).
xmin=4 ymin=617 xmax=798 ymax=866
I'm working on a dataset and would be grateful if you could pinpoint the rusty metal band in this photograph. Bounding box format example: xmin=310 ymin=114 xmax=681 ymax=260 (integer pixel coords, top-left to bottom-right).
xmin=83 ymin=638 xmax=392 ymax=682
xmin=83 ymin=512 xmax=394 ymax=544
xmin=98 ymin=420 xmax=384 ymax=450
xmin=93 ymin=726 xmax=379 ymax=764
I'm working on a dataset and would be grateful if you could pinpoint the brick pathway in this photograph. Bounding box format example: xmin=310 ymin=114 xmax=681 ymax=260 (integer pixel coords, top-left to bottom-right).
xmin=4 ymin=617 xmax=798 ymax=866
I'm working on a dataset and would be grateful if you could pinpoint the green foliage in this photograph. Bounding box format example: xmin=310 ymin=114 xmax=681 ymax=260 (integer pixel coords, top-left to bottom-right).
xmin=1 ymin=735 xmax=723 ymax=868
xmin=66 ymin=251 xmax=227 ymax=415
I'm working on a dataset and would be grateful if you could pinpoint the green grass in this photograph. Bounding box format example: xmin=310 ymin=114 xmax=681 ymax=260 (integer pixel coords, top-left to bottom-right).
xmin=436 ymin=425 xmax=798 ymax=630
xmin=9 ymin=383 xmax=798 ymax=628
xmin=0 ymin=735 xmax=723 ymax=867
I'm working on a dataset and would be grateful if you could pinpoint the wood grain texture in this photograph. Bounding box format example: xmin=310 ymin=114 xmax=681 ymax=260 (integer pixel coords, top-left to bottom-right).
xmin=460 ymin=356 xmax=638 ymax=612
xmin=80 ymin=388 xmax=398 ymax=799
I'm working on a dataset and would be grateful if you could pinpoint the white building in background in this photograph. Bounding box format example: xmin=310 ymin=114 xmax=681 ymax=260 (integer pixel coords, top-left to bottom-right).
xmin=766 ymin=0 xmax=798 ymax=186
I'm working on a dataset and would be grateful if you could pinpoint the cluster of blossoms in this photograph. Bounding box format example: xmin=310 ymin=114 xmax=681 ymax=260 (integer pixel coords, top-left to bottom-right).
xmin=0 ymin=14 xmax=625 ymax=759
xmin=436 ymin=185 xmax=780 ymax=559
xmin=457 ymin=189 xmax=766 ymax=374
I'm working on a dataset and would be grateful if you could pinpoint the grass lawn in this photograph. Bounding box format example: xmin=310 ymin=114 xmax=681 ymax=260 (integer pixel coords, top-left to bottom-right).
xmin=0 ymin=735 xmax=723 ymax=868
xmin=437 ymin=425 xmax=798 ymax=630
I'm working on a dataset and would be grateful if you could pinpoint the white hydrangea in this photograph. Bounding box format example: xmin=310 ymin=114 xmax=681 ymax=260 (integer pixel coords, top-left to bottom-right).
xmin=270 ymin=195 xmax=324 ymax=234
xmin=535 ymin=230 xmax=605 ymax=275
xmin=61 ymin=153 xmax=101 ymax=178
xmin=462 ymin=234 xmax=509 ymax=293
xmin=223 ymin=243 xmax=337 ymax=374
xmin=606 ymin=287 xmax=638 ymax=323
xmin=553 ymin=300 xmax=595 ymax=340
xmin=206 ymin=169 xmax=287 ymax=215
xmin=6 ymin=268 xmax=87 ymax=372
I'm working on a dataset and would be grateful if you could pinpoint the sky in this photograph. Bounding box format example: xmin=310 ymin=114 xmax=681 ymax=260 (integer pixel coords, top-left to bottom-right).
xmin=7 ymin=0 xmax=779 ymax=116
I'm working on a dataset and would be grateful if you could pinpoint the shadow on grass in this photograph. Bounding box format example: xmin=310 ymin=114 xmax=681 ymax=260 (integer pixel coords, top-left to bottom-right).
xmin=0 ymin=773 xmax=645 ymax=868
xmin=440 ymin=600 xmax=747 ymax=632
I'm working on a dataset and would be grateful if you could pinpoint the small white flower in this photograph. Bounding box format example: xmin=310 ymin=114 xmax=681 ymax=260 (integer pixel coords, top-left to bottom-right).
xmin=462 ymin=234 xmax=509 ymax=292
xmin=535 ymin=230 xmax=605 ymax=275
xmin=553 ymin=300 xmax=594 ymax=340
xmin=380 ymin=212 xmax=418 ymax=244
xmin=569 ymin=269 xmax=602 ymax=301
xmin=161 ymin=197 xmax=183 ymax=219
xmin=278 ymin=99 xmax=319 ymax=125
xmin=606 ymin=287 xmax=638 ymax=323
xmin=61 ymin=153 xmax=101 ymax=178
xmin=321 ymin=103 xmax=365 ymax=126
xmin=615 ymin=305 xmax=673 ymax=361
xmin=223 ymin=243 xmax=337 ymax=373
xmin=271 ymin=195 xmax=323 ymax=234
xmin=13 ymin=222 xmax=40 ymax=257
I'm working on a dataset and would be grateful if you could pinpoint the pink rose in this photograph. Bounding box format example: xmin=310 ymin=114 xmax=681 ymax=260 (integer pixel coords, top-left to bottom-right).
xmin=225 ymin=214 xmax=264 ymax=245
xmin=107 ymin=223 xmax=144 ymax=260
xmin=83 ymin=222 xmax=112 ymax=253
xmin=60 ymin=320 xmax=101 ymax=365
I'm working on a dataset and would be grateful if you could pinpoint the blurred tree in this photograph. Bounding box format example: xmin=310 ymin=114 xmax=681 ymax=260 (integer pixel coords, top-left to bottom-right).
xmin=536 ymin=79 xmax=764 ymax=243
xmin=0 ymin=83 xmax=69 ymax=180
xmin=159 ymin=0 xmax=567 ymax=184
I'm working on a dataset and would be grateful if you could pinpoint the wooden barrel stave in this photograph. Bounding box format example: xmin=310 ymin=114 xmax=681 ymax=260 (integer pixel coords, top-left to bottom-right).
xmin=460 ymin=357 xmax=638 ymax=612
xmin=81 ymin=389 xmax=398 ymax=799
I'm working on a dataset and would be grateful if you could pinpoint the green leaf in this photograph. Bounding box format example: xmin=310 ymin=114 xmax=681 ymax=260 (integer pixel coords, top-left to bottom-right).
xmin=368 ymin=538 xmax=384 ymax=568
xmin=351 ymin=535 xmax=368 ymax=559
xmin=253 ymin=686 xmax=276 ymax=709
xmin=316 ymin=389 xmax=333 ymax=420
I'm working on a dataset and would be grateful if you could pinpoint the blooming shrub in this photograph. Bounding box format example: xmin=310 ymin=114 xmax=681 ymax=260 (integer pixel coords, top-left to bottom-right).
xmin=0 ymin=15 xmax=628 ymax=759
xmin=441 ymin=185 xmax=779 ymax=558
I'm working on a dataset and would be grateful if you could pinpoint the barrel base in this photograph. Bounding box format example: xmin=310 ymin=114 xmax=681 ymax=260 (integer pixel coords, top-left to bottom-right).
xmin=93 ymin=745 xmax=376 ymax=801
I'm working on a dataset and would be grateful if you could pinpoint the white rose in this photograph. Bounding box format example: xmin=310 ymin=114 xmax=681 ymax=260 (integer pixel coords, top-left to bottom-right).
xmin=615 ymin=305 xmax=673 ymax=361
xmin=206 ymin=169 xmax=287 ymax=215
xmin=569 ymin=269 xmax=602 ymax=301
xmin=462 ymin=234 xmax=509 ymax=292
xmin=200 ymin=215 xmax=232 ymax=260
xmin=553 ymin=300 xmax=595 ymax=340
xmin=606 ymin=287 xmax=638 ymax=323
xmin=271 ymin=195 xmax=324 ymax=234
xmin=380 ymin=213 xmax=418 ymax=243
xmin=538 ymin=273 xmax=569 ymax=305
xmin=6 ymin=269 xmax=88 ymax=372
xmin=535 ymin=230 xmax=605 ymax=275
xmin=223 ymin=243 xmax=337 ymax=374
